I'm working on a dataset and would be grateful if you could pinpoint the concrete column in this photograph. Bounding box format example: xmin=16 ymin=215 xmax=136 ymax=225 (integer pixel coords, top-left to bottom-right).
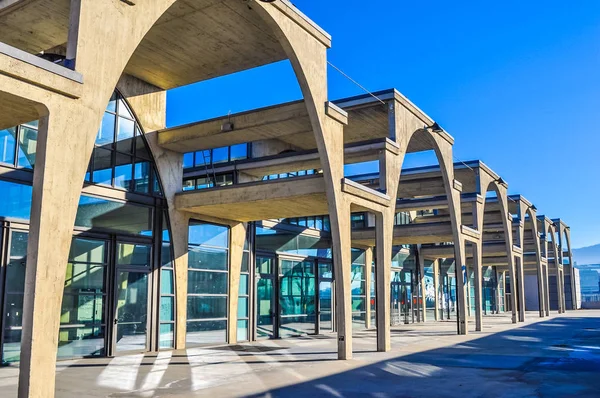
xmin=554 ymin=265 xmax=563 ymax=314
xmin=454 ymin=241 xmax=469 ymax=334
xmin=375 ymin=212 xmax=393 ymax=352
xmin=433 ymin=259 xmax=440 ymax=321
xmin=364 ymin=247 xmax=374 ymax=329
xmin=331 ymin=202 xmax=353 ymax=359
xmin=19 ymin=109 xmax=97 ymax=397
xmin=516 ymin=255 xmax=526 ymax=322
xmin=544 ymin=264 xmax=551 ymax=316
xmin=536 ymin=259 xmax=546 ymax=318
xmin=472 ymin=244 xmax=483 ymax=332
xmin=171 ymin=211 xmax=190 ymax=349
xmin=228 ymin=223 xmax=247 ymax=344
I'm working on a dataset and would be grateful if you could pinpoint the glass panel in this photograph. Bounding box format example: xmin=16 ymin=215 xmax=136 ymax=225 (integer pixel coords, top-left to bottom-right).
xmin=161 ymin=243 xmax=172 ymax=267
xmin=187 ymin=296 xmax=227 ymax=320
xmin=187 ymin=271 xmax=228 ymax=295
xmin=133 ymin=160 xmax=150 ymax=193
xmin=256 ymin=278 xmax=275 ymax=338
xmin=60 ymin=293 xmax=104 ymax=325
xmin=116 ymin=116 xmax=135 ymax=153
xmin=183 ymin=152 xmax=194 ymax=168
xmin=64 ymin=263 xmax=105 ymax=293
xmin=57 ymin=326 xmax=105 ymax=359
xmin=96 ymin=112 xmax=116 ymax=147
xmin=237 ymin=297 xmax=248 ymax=318
xmin=256 ymin=256 xmax=273 ymax=275
xmin=0 ymin=180 xmax=32 ymax=220
xmin=92 ymin=148 xmax=113 ymax=185
xmin=188 ymin=247 xmax=228 ymax=271
xmin=239 ymin=274 xmax=249 ymax=295
xmin=69 ymin=238 xmax=106 ymax=264
xmin=183 ymin=179 xmax=196 ymax=191
xmin=0 ymin=127 xmax=16 ymax=165
xmin=195 ymin=150 xmax=209 ymax=167
xmin=230 ymin=144 xmax=248 ymax=161
xmin=161 ymin=269 xmax=174 ymax=294
xmin=115 ymin=271 xmax=148 ymax=352
xmin=186 ymin=320 xmax=226 ymax=345
xmin=241 ymin=252 xmax=249 ymax=272
xmin=236 ymin=320 xmax=249 ymax=342
xmin=159 ymin=324 xmax=174 ymax=349
xmin=118 ymin=99 xmax=134 ymax=118
xmin=134 ymin=133 xmax=151 ymax=160
xmin=160 ymin=297 xmax=174 ymax=321
xmin=75 ymin=196 xmax=153 ymax=236
xmin=117 ymin=243 xmax=151 ymax=267
xmin=188 ymin=222 xmax=229 ymax=247
xmin=17 ymin=126 xmax=38 ymax=169
xmin=212 ymin=147 xmax=228 ymax=164
xmin=114 ymin=153 xmax=132 ymax=190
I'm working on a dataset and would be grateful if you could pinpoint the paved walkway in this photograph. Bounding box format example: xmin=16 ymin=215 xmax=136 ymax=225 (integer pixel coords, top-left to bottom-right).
xmin=1 ymin=311 xmax=599 ymax=397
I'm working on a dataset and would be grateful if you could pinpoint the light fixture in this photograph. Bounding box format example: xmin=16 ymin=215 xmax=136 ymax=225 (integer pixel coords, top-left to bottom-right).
xmin=428 ymin=122 xmax=443 ymax=133
xmin=530 ymin=204 xmax=537 ymax=212
xmin=496 ymin=177 xmax=506 ymax=186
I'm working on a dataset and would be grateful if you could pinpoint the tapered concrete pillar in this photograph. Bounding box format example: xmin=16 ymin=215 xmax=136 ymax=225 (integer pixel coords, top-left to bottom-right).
xmin=536 ymin=259 xmax=546 ymax=318
xmin=543 ymin=264 xmax=551 ymax=316
xmin=331 ymin=202 xmax=353 ymax=359
xmin=364 ymin=247 xmax=374 ymax=329
xmin=433 ymin=259 xmax=440 ymax=321
xmin=171 ymin=211 xmax=190 ymax=349
xmin=516 ymin=256 xmax=526 ymax=322
xmin=375 ymin=212 xmax=393 ymax=352
xmin=228 ymin=223 xmax=247 ymax=344
xmin=472 ymin=244 xmax=483 ymax=331
xmin=19 ymin=110 xmax=97 ymax=398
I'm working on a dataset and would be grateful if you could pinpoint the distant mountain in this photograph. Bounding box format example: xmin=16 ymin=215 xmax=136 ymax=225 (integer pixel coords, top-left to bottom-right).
xmin=573 ymin=244 xmax=600 ymax=266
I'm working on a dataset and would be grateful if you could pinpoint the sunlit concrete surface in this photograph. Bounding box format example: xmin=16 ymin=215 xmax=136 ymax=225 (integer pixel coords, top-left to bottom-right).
xmin=1 ymin=311 xmax=599 ymax=397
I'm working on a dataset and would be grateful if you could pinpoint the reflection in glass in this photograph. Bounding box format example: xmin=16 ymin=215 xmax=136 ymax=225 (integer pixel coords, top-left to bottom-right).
xmin=97 ymin=112 xmax=116 ymax=147
xmin=17 ymin=127 xmax=38 ymax=169
xmin=0 ymin=127 xmax=16 ymax=165
xmin=256 ymin=277 xmax=275 ymax=339
xmin=115 ymin=271 xmax=148 ymax=353
xmin=279 ymin=260 xmax=316 ymax=337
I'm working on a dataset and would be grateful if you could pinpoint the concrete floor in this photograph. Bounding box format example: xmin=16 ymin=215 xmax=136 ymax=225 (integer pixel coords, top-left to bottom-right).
xmin=1 ymin=311 xmax=599 ymax=397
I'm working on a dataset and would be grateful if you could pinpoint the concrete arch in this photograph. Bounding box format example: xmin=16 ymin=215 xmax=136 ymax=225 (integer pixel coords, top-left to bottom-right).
xmin=523 ymin=206 xmax=545 ymax=317
xmin=14 ymin=2 xmax=341 ymax=396
xmin=402 ymin=127 xmax=468 ymax=333
xmin=546 ymin=223 xmax=564 ymax=313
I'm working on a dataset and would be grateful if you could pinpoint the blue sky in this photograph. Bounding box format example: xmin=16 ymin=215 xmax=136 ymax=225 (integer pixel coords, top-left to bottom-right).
xmin=167 ymin=1 xmax=600 ymax=248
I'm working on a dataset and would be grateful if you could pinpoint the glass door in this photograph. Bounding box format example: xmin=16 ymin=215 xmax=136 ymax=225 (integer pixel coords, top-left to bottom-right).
xmin=113 ymin=241 xmax=152 ymax=354
xmin=317 ymin=260 xmax=333 ymax=333
xmin=255 ymin=256 xmax=277 ymax=339
xmin=279 ymin=259 xmax=316 ymax=338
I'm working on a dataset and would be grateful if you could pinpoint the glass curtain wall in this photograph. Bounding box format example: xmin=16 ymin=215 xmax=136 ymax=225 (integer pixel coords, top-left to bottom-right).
xmin=187 ymin=221 xmax=229 ymax=346
xmin=0 ymin=90 xmax=174 ymax=362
